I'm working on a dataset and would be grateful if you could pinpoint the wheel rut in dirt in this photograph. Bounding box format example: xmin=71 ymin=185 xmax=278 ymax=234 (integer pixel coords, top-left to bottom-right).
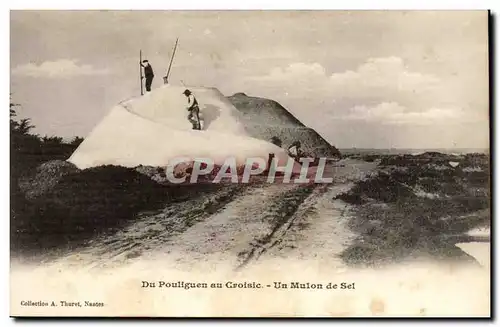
xmin=235 ymin=183 xmax=326 ymax=270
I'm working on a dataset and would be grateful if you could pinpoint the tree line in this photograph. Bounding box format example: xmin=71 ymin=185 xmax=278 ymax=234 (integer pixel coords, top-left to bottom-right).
xmin=10 ymin=100 xmax=83 ymax=177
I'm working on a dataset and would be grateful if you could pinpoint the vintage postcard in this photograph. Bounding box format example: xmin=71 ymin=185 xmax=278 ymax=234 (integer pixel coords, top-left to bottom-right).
xmin=10 ymin=10 xmax=491 ymax=317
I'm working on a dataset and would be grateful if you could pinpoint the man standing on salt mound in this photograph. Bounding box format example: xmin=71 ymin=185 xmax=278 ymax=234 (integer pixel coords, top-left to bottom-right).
xmin=183 ymin=89 xmax=203 ymax=130
xmin=140 ymin=60 xmax=155 ymax=92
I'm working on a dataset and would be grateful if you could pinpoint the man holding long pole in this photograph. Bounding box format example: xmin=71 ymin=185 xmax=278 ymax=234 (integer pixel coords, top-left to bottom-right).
xmin=139 ymin=50 xmax=144 ymax=95
xmin=183 ymin=89 xmax=202 ymax=130
xmin=140 ymin=59 xmax=155 ymax=92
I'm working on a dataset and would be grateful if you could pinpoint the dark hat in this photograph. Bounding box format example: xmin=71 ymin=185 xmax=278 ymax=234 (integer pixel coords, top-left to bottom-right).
xmin=183 ymin=89 xmax=191 ymax=95
xmin=142 ymin=60 xmax=149 ymax=63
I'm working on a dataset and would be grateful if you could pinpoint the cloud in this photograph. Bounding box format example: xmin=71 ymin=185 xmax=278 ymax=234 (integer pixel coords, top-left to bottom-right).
xmin=341 ymin=102 xmax=464 ymax=125
xmin=252 ymin=57 xmax=441 ymax=102
xmin=328 ymin=57 xmax=441 ymax=98
xmin=258 ymin=63 xmax=327 ymax=81
xmin=246 ymin=62 xmax=329 ymax=100
xmin=246 ymin=57 xmax=477 ymax=129
xmin=12 ymin=60 xmax=110 ymax=78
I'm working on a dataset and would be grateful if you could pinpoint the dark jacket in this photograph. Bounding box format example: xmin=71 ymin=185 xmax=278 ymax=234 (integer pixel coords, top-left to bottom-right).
xmin=143 ymin=64 xmax=154 ymax=78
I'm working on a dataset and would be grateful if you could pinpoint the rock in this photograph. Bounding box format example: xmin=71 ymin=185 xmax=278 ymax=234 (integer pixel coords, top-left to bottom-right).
xmin=18 ymin=160 xmax=80 ymax=200
xmin=227 ymin=94 xmax=341 ymax=159
xmin=135 ymin=165 xmax=170 ymax=183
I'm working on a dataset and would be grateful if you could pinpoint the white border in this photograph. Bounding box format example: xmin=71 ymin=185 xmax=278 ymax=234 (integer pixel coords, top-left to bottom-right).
xmin=4 ymin=0 xmax=497 ymax=10
xmin=2 ymin=0 xmax=498 ymax=325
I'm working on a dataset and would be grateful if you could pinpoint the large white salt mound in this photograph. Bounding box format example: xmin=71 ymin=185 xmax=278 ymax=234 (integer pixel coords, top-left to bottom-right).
xmin=68 ymin=84 xmax=295 ymax=170
xmin=120 ymin=84 xmax=249 ymax=135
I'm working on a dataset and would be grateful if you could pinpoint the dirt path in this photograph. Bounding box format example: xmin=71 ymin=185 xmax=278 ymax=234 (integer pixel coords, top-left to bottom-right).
xmin=142 ymin=160 xmax=378 ymax=272
xmin=252 ymin=183 xmax=356 ymax=266
xmin=28 ymin=159 xmax=378 ymax=272
xmin=142 ymin=183 xmax=302 ymax=270
xmin=42 ymin=184 xmax=249 ymax=270
xmin=10 ymin=159 xmax=490 ymax=318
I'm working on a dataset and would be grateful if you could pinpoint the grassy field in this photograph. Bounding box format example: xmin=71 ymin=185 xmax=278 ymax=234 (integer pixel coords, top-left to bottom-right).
xmin=11 ymin=163 xmax=239 ymax=255
xmin=335 ymin=152 xmax=490 ymax=267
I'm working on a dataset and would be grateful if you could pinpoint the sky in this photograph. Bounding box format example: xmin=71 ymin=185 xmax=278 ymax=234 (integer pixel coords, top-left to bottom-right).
xmin=10 ymin=10 xmax=489 ymax=149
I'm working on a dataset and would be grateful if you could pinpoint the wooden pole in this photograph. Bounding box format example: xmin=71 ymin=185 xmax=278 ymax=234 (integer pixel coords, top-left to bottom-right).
xmin=164 ymin=38 xmax=179 ymax=84
xmin=140 ymin=50 xmax=144 ymax=95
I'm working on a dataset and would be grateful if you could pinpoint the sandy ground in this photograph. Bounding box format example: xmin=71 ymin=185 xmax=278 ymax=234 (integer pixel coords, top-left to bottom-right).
xmin=21 ymin=159 xmax=376 ymax=271
xmin=10 ymin=159 xmax=491 ymax=317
